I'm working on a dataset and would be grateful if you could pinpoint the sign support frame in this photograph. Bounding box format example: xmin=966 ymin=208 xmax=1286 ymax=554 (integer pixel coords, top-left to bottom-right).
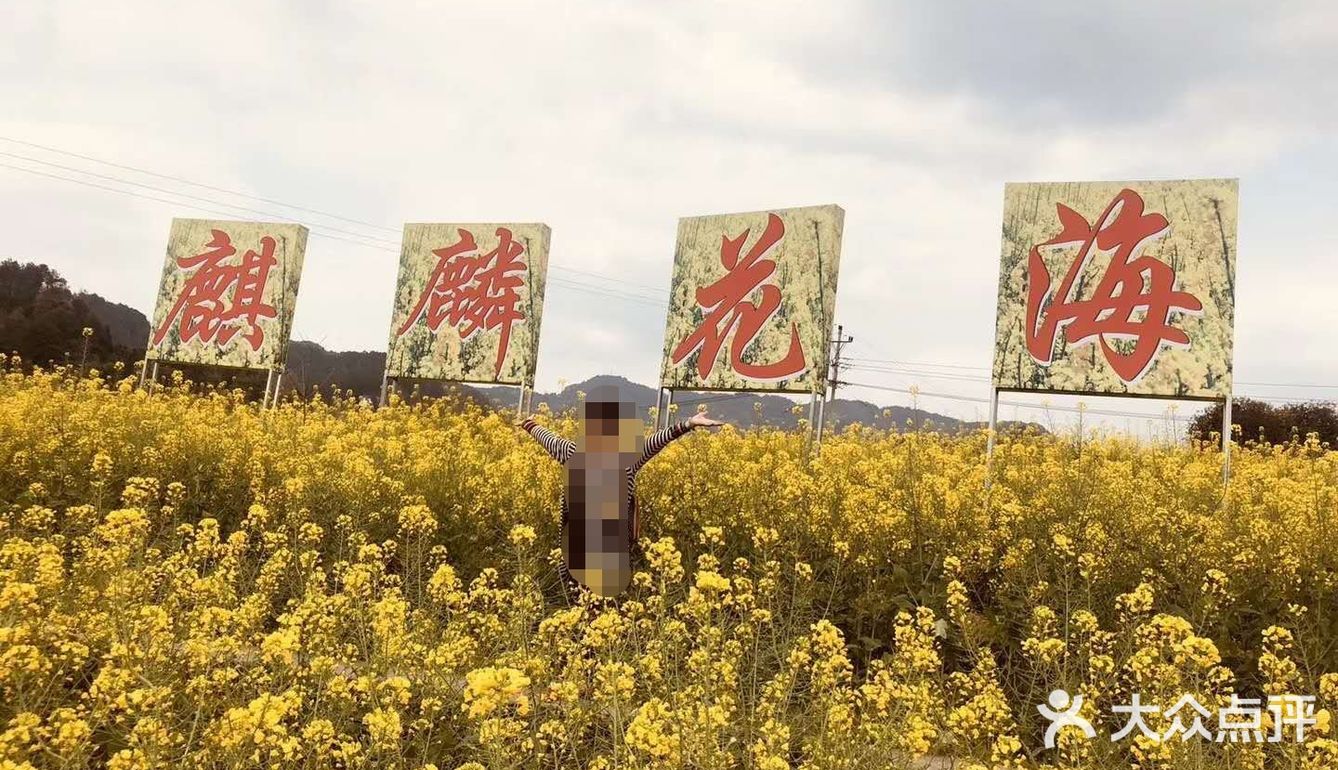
xmin=662 ymin=389 xmax=676 ymax=430
xmin=985 ymin=385 xmax=1234 ymax=487
xmin=815 ymin=395 xmax=827 ymax=445
xmin=269 ymin=371 xmax=284 ymax=408
xmin=262 ymin=369 xmax=275 ymax=409
xmin=514 ymin=382 xmax=527 ymax=418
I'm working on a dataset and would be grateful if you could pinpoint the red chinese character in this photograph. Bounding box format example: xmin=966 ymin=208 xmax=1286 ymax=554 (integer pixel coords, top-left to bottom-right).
xmin=670 ymin=213 xmax=806 ymax=382
xmin=1025 ymin=189 xmax=1203 ymax=384
xmin=397 ymin=227 xmax=527 ymax=376
xmin=151 ymin=229 xmax=278 ymax=352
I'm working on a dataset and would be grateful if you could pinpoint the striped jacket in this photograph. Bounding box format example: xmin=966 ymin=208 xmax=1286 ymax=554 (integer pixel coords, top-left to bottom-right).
xmin=521 ymin=418 xmax=694 ymax=585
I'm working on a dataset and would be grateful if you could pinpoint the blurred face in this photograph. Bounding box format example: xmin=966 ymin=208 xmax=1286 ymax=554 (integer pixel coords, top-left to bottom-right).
xmin=577 ymin=399 xmax=644 ymax=454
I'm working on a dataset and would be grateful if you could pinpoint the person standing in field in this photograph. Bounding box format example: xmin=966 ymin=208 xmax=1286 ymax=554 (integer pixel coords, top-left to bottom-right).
xmin=519 ymin=384 xmax=724 ymax=598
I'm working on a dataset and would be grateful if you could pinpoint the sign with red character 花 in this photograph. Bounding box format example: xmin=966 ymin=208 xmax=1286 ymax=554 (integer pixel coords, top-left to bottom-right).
xmin=660 ymin=205 xmax=844 ymax=395
xmin=993 ymin=180 xmax=1238 ymax=399
xmin=147 ymin=219 xmax=308 ymax=370
xmin=385 ymin=223 xmax=550 ymax=386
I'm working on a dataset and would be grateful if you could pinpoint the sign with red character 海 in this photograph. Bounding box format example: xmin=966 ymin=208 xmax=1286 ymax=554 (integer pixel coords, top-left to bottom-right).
xmin=993 ymin=179 xmax=1238 ymax=399
xmin=660 ymin=205 xmax=844 ymax=394
xmin=385 ymin=223 xmax=550 ymax=385
xmin=147 ymin=219 xmax=308 ymax=370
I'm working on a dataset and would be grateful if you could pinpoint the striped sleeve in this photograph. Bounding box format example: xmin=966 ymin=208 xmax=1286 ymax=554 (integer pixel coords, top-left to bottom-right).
xmin=522 ymin=418 xmax=574 ymax=463
xmin=632 ymin=420 xmax=693 ymax=473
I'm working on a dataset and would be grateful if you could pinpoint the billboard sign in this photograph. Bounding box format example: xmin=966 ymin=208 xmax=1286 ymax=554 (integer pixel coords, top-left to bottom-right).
xmin=385 ymin=223 xmax=550 ymax=385
xmin=993 ymin=179 xmax=1238 ymax=399
xmin=147 ymin=218 xmax=307 ymax=370
xmin=660 ymin=205 xmax=844 ymax=394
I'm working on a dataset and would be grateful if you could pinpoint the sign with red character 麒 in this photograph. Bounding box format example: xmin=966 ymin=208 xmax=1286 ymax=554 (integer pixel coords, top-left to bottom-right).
xmin=147 ymin=219 xmax=308 ymax=370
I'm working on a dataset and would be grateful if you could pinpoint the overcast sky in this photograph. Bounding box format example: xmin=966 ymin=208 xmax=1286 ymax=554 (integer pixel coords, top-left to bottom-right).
xmin=2 ymin=1 xmax=1334 ymax=431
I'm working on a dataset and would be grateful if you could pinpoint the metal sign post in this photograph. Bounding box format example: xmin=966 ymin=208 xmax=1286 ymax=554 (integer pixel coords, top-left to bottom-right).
xmin=1221 ymin=394 xmax=1233 ymax=486
xmin=262 ymin=369 xmax=275 ymax=408
xmin=985 ymin=386 xmax=1000 ymax=459
xmin=984 ymin=386 xmax=1000 ymax=489
xmin=815 ymin=393 xmax=827 ymax=446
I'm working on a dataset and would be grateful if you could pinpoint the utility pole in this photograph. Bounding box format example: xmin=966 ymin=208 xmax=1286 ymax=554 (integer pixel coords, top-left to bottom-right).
xmin=827 ymin=324 xmax=853 ymax=403
xmin=815 ymin=325 xmax=854 ymax=447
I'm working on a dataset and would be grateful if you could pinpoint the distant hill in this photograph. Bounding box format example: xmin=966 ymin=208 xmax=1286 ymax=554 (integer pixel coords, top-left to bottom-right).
xmin=5 ymin=259 xmax=1035 ymax=432
xmin=284 ymin=341 xmax=387 ymax=400
xmin=517 ymin=374 xmax=969 ymax=432
xmin=0 ymin=260 xmax=129 ymax=370
xmin=81 ymin=292 xmax=150 ymax=350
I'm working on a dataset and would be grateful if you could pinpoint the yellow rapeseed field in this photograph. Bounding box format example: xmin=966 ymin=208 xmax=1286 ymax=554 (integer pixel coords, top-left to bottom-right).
xmin=2 ymin=361 xmax=1337 ymax=770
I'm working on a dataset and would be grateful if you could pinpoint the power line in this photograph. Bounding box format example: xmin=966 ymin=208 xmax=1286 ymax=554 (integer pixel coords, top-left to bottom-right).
xmin=1237 ymin=380 xmax=1338 ymax=390
xmin=1 ymin=138 xmax=672 ymax=297
xmin=843 ymin=362 xmax=988 ymax=383
xmin=845 ymin=356 xmax=989 ymax=371
xmin=0 ymin=134 xmax=401 ymax=233
xmin=542 ymin=264 xmax=664 ymax=296
xmin=0 ymin=149 xmax=403 ymax=246
xmin=547 ymin=276 xmax=666 ymax=307
xmin=844 ymin=361 xmax=1333 ymax=404
xmin=841 ymin=380 xmax=1198 ymax=420
xmin=673 ymin=392 xmax=760 ymax=407
xmin=847 ymin=355 xmax=1335 ymax=393
xmin=0 ymin=158 xmax=671 ymax=309
xmin=0 ymin=160 xmax=408 ymax=255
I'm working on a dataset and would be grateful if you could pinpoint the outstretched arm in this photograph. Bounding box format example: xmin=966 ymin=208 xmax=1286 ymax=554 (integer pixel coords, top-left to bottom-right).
xmin=520 ymin=417 xmax=575 ymax=463
xmin=632 ymin=411 xmax=724 ymax=473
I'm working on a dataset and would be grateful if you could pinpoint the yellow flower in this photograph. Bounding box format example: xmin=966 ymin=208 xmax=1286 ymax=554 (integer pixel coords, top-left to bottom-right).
xmin=625 ymin=698 xmax=682 ymax=765
xmin=463 ymin=666 xmax=531 ymax=719
xmin=363 ymin=707 xmax=402 ymax=751
xmin=509 ymin=524 xmax=537 ymax=547
xmin=694 ymin=570 xmax=731 ymax=593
